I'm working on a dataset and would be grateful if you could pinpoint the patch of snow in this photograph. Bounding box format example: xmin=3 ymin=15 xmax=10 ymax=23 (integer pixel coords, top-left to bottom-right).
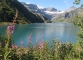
xmin=35 ymin=10 xmax=37 ymax=11
xmin=37 ymin=5 xmax=44 ymax=9
xmin=44 ymin=11 xmax=64 ymax=14
xmin=26 ymin=2 xmax=30 ymax=4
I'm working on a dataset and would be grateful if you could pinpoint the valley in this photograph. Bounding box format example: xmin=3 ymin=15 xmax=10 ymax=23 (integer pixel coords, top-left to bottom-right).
xmin=21 ymin=2 xmax=83 ymax=23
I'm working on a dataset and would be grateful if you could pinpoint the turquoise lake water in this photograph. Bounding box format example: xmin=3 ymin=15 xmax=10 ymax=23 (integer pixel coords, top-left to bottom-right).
xmin=0 ymin=23 xmax=79 ymax=47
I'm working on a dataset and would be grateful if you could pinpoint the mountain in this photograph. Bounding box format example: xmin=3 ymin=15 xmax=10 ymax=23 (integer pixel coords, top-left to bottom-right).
xmin=21 ymin=2 xmax=78 ymax=22
xmin=51 ymin=7 xmax=83 ymax=22
xmin=42 ymin=7 xmax=57 ymax=12
xmin=65 ymin=6 xmax=76 ymax=12
xmin=0 ymin=0 xmax=49 ymax=23
xmin=21 ymin=2 xmax=83 ymax=23
xmin=21 ymin=2 xmax=63 ymax=20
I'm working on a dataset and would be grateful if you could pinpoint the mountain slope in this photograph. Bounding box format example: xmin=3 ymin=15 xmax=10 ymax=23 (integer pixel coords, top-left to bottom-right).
xmin=21 ymin=2 xmax=61 ymax=20
xmin=52 ymin=7 xmax=83 ymax=22
xmin=0 ymin=0 xmax=48 ymax=23
xmin=21 ymin=2 xmax=78 ymax=21
xmin=21 ymin=2 xmax=83 ymax=23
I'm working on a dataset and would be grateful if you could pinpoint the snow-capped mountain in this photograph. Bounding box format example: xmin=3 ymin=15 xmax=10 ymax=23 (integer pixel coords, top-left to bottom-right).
xmin=21 ymin=2 xmax=41 ymax=12
xmin=43 ymin=7 xmax=57 ymax=12
xmin=21 ymin=2 xmax=77 ymax=20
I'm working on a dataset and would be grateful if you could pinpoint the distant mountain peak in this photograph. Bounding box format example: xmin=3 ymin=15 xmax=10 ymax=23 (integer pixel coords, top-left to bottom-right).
xmin=65 ymin=6 xmax=77 ymax=12
xmin=21 ymin=2 xmax=79 ymax=21
xmin=45 ymin=7 xmax=57 ymax=12
xmin=70 ymin=6 xmax=76 ymax=9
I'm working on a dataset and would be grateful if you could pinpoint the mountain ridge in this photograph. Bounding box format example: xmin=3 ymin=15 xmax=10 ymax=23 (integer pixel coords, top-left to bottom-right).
xmin=21 ymin=2 xmax=78 ymax=21
xmin=0 ymin=0 xmax=49 ymax=23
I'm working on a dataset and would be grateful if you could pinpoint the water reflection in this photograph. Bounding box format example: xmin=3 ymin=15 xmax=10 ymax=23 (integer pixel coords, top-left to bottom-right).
xmin=0 ymin=23 xmax=78 ymax=47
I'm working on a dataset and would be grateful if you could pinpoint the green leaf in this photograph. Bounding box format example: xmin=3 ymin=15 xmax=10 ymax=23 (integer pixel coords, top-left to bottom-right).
xmin=73 ymin=0 xmax=80 ymax=4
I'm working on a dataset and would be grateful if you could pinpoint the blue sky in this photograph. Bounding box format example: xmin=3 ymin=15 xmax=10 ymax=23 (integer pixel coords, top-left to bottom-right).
xmin=18 ymin=0 xmax=83 ymax=10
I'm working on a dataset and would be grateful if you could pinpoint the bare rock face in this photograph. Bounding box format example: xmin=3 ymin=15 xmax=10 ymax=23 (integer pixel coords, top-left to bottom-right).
xmin=21 ymin=2 xmax=79 ymax=21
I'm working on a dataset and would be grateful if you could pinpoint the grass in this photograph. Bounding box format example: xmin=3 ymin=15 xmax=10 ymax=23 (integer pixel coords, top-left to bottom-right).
xmin=0 ymin=9 xmax=83 ymax=60
xmin=0 ymin=22 xmax=11 ymax=26
xmin=0 ymin=32 xmax=83 ymax=60
xmin=0 ymin=21 xmax=83 ymax=60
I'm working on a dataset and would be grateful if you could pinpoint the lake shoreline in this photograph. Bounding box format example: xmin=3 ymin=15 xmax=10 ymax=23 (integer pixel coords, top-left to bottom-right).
xmin=0 ymin=22 xmax=72 ymax=26
xmin=0 ymin=22 xmax=30 ymax=26
xmin=0 ymin=23 xmax=78 ymax=47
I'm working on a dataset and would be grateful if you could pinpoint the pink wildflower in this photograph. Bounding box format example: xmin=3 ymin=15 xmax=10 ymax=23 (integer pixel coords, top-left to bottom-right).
xmin=7 ymin=25 xmax=15 ymax=33
xmin=11 ymin=44 xmax=18 ymax=49
xmin=77 ymin=47 xmax=81 ymax=53
xmin=11 ymin=44 xmax=15 ymax=48
xmin=0 ymin=42 xmax=1 ymax=46
xmin=7 ymin=25 xmax=15 ymax=37
xmin=42 ymin=34 xmax=44 ymax=39
xmin=6 ymin=9 xmax=17 ymax=37
xmin=17 ymin=51 xmax=22 ymax=56
xmin=28 ymin=34 xmax=32 ymax=42
xmin=38 ymin=42 xmax=44 ymax=51
xmin=21 ymin=38 xmax=24 ymax=46
xmin=36 ymin=37 xmax=39 ymax=43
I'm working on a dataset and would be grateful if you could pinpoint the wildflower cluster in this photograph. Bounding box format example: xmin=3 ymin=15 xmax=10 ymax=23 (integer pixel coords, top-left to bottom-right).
xmin=2 ymin=9 xmax=18 ymax=60
xmin=7 ymin=25 xmax=15 ymax=37
xmin=0 ymin=32 xmax=83 ymax=60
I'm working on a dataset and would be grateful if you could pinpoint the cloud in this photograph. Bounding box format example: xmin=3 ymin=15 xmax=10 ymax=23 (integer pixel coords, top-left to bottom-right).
xmin=26 ymin=2 xmax=30 ymax=4
xmin=64 ymin=0 xmax=69 ymax=6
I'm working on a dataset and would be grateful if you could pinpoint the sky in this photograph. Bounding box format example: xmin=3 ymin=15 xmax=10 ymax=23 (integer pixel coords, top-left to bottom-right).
xmin=18 ymin=0 xmax=83 ymax=11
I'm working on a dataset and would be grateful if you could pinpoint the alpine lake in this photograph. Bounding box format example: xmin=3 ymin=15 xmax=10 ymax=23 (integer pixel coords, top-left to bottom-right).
xmin=0 ymin=23 xmax=79 ymax=47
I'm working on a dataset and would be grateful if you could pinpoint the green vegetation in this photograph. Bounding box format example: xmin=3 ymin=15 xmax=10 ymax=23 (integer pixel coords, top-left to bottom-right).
xmin=0 ymin=32 xmax=83 ymax=60
xmin=0 ymin=0 xmax=47 ymax=24
xmin=0 ymin=0 xmax=30 ymax=24
xmin=0 ymin=22 xmax=10 ymax=26
xmin=73 ymin=0 xmax=83 ymax=49
xmin=0 ymin=0 xmax=83 ymax=60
